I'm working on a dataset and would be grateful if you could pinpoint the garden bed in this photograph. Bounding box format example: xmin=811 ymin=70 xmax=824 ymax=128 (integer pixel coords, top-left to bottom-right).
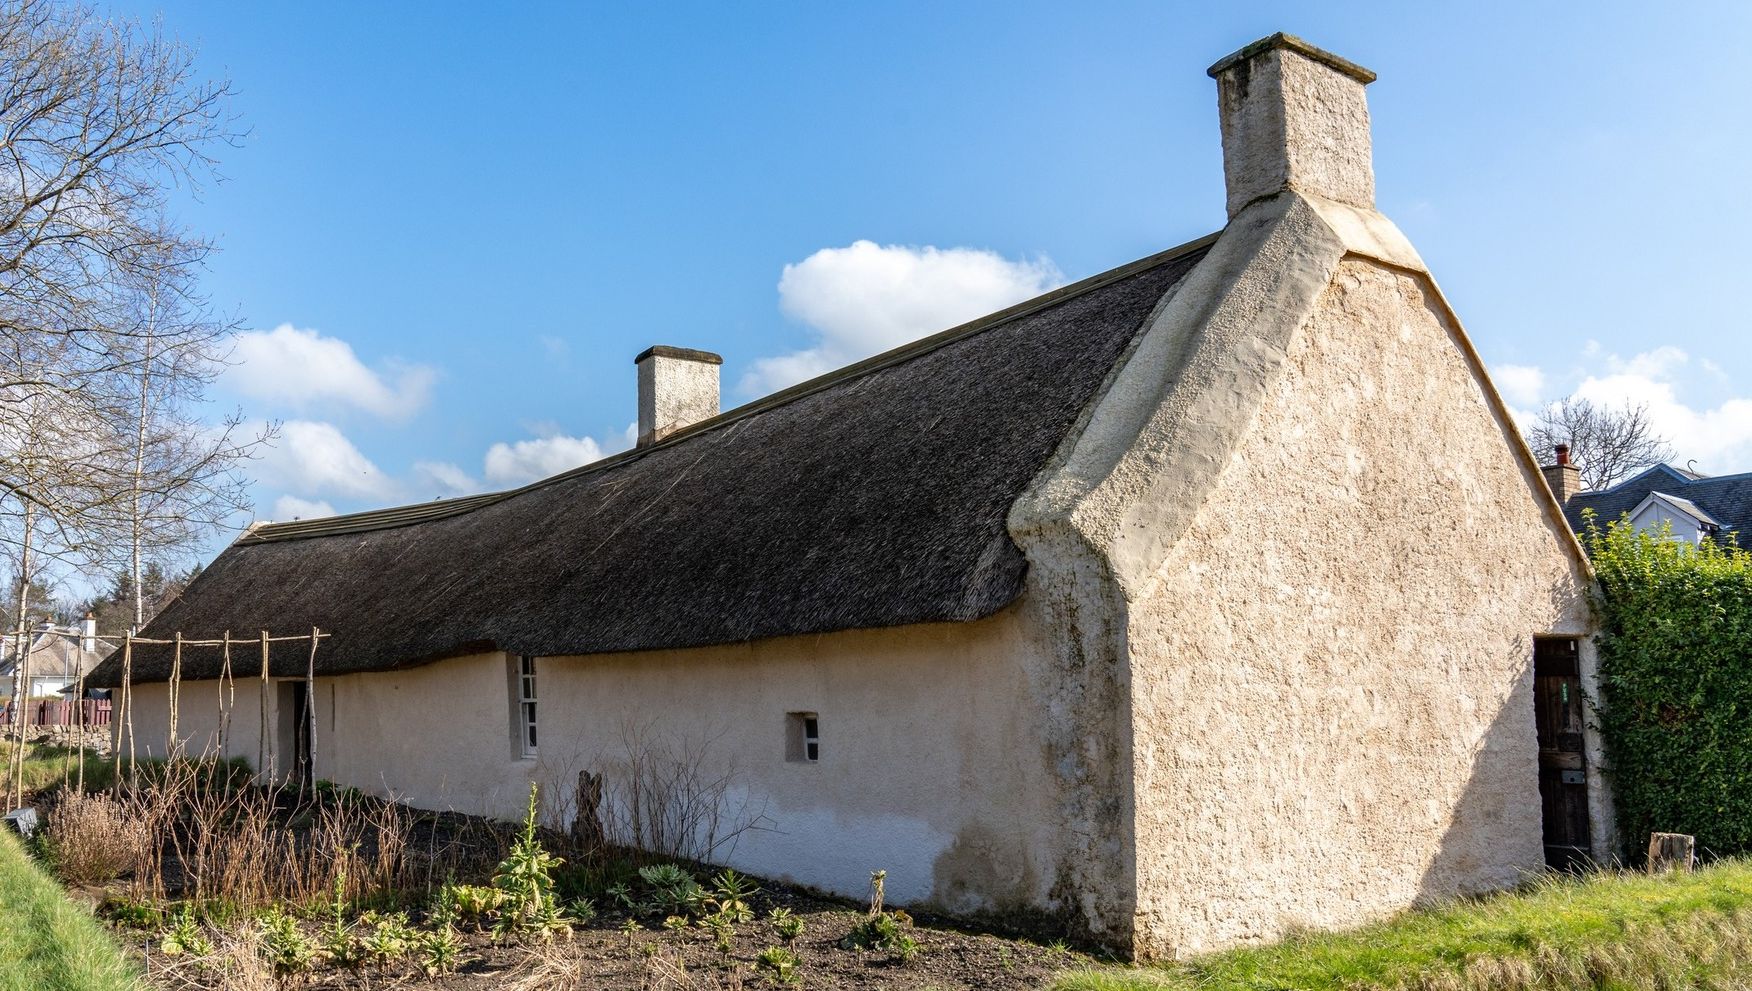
xmin=13 ymin=751 xmax=1080 ymax=990
xmin=120 ymin=883 xmax=1073 ymax=990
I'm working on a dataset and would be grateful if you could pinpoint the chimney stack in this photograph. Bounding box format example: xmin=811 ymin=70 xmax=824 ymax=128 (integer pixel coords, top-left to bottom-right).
xmin=1542 ymin=444 xmax=1583 ymax=503
xmin=1207 ymin=33 xmax=1378 ymax=219
xmin=80 ymin=612 xmax=97 ymax=654
xmin=635 ymin=346 xmax=722 ymax=447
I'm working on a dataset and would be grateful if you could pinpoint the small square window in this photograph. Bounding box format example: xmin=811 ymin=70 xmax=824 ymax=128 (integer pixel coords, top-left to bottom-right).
xmin=786 ymin=712 xmax=819 ymax=762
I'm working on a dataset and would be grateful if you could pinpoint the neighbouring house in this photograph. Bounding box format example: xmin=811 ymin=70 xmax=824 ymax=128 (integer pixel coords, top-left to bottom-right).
xmin=87 ymin=34 xmax=1606 ymax=958
xmin=1545 ymin=445 xmax=1749 ymax=546
xmin=2 ymin=615 xmax=109 ymax=700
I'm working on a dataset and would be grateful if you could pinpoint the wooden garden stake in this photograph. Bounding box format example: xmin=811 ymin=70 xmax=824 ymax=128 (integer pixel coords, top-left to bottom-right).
xmin=305 ymin=627 xmax=319 ymax=783
xmin=168 ymin=632 xmax=183 ymax=757
xmin=258 ymin=630 xmax=270 ymax=778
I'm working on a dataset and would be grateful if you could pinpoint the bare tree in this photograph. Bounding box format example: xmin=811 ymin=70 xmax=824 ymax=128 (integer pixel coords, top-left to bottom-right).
xmin=106 ymin=242 xmax=266 ymax=631
xmin=0 ymin=0 xmax=233 ymax=333
xmin=0 ymin=2 xmax=253 ymax=634
xmin=1528 ymin=397 xmax=1675 ymax=490
xmin=0 ymin=0 xmax=238 ymax=507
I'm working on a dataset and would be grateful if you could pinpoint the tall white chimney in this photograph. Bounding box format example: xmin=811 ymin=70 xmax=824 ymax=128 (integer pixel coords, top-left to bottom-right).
xmin=80 ymin=612 xmax=97 ymax=654
xmin=1207 ymin=33 xmax=1377 ymax=219
xmin=635 ymin=346 xmax=722 ymax=447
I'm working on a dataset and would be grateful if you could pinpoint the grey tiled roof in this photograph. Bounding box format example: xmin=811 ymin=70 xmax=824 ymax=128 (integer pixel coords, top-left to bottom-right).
xmin=1564 ymin=464 xmax=1752 ymax=545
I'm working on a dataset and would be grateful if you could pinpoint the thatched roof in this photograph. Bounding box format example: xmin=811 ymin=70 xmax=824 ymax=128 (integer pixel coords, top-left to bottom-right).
xmin=88 ymin=236 xmax=1214 ymax=686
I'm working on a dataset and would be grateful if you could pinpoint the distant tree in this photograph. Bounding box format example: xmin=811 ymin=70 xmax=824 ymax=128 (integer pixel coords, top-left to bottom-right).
xmin=1528 ymin=398 xmax=1675 ymax=491
xmin=80 ymin=560 xmax=197 ymax=635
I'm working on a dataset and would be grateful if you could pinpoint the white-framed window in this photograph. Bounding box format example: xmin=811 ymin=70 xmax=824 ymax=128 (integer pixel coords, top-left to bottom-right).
xmin=516 ymin=655 xmax=538 ymax=758
xmin=786 ymin=711 xmax=819 ymax=762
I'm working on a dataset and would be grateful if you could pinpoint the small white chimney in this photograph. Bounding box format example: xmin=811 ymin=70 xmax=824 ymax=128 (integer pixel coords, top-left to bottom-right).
xmin=1207 ymin=33 xmax=1377 ymax=219
xmin=80 ymin=612 xmax=97 ymax=654
xmin=635 ymin=346 xmax=723 ymax=447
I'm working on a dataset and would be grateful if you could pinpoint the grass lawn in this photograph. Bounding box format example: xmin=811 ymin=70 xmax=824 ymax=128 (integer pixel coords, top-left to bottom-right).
xmin=0 ymin=827 xmax=139 ymax=991
xmin=1056 ymin=860 xmax=1752 ymax=991
xmin=0 ymin=742 xmax=115 ymax=798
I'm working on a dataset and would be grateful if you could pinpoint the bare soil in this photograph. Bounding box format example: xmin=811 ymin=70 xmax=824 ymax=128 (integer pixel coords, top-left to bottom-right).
xmin=116 ymin=882 xmax=1080 ymax=990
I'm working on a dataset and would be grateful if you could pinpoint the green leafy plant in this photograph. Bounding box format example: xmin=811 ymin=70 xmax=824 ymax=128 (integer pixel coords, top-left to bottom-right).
xmin=663 ymin=913 xmax=691 ymax=943
xmin=840 ymin=910 xmax=918 ymax=962
xmin=769 ymin=906 xmax=804 ymax=948
xmin=418 ymin=925 xmax=466 ymax=976
xmin=428 ymin=879 xmax=460 ymax=929
xmin=159 ymin=905 xmax=212 ymax=957
xmin=606 ymin=880 xmax=637 ymax=912
xmin=360 ymin=912 xmax=415 ymax=970
xmin=705 ymin=913 xmax=736 ymax=966
xmin=491 ymin=784 xmax=569 ymax=942
xmin=621 ymin=917 xmax=644 ymax=956
xmin=709 ymin=868 xmax=760 ymax=923
xmin=102 ymin=896 xmax=165 ymax=930
xmin=257 ymin=906 xmax=316 ymax=977
xmin=449 ymin=884 xmax=504 ymax=927
xmin=568 ymin=896 xmax=599 ymax=925
xmin=756 ymin=945 xmax=800 ymax=985
xmin=638 ymin=862 xmax=705 ymax=918
xmin=321 ymin=869 xmax=364 ymax=970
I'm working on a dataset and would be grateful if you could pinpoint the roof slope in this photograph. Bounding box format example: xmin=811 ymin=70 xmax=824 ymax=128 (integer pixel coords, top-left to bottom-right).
xmin=90 ymin=239 xmax=1213 ymax=686
xmin=1565 ymin=464 xmax=1752 ymax=542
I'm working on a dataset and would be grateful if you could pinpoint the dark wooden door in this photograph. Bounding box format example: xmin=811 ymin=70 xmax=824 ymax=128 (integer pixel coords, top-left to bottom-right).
xmin=1534 ymin=637 xmax=1590 ymax=869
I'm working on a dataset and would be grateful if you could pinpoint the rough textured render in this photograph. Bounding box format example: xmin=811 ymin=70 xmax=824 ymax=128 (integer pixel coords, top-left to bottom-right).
xmin=1124 ymin=257 xmax=1591 ymax=957
xmin=1212 ymin=36 xmax=1376 ymax=217
xmin=637 ymin=346 xmax=722 ymax=446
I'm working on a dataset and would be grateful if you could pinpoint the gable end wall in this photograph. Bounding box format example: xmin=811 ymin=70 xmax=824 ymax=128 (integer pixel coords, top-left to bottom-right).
xmin=1126 ymin=256 xmax=1592 ymax=957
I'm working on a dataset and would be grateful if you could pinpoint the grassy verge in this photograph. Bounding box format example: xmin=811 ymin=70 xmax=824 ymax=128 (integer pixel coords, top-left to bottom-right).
xmin=0 ymin=743 xmax=115 ymax=798
xmin=0 ymin=827 xmax=139 ymax=991
xmin=1056 ymin=860 xmax=1752 ymax=991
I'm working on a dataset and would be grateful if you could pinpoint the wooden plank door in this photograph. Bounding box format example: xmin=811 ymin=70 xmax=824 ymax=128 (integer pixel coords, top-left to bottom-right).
xmin=1533 ymin=637 xmax=1590 ymax=869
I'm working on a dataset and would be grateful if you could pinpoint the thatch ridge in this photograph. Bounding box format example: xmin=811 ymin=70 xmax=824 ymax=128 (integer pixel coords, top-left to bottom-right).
xmin=88 ymin=237 xmax=1214 ymax=687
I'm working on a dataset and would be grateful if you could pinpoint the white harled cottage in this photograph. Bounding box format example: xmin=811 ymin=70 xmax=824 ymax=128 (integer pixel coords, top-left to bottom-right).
xmin=92 ymin=35 xmax=1605 ymax=958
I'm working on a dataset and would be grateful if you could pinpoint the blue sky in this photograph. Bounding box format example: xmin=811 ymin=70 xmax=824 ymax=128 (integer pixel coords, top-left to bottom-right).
xmin=103 ymin=1 xmax=1752 ymax=541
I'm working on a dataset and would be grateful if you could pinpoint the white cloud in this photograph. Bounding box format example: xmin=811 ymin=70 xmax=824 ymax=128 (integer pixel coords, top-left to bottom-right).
xmin=252 ymin=420 xmax=397 ymax=500
xmin=1541 ymin=345 xmax=1752 ymax=473
xmin=412 ymin=460 xmax=481 ymax=497
xmin=740 ymin=240 xmax=1063 ymax=395
xmin=1493 ymin=364 xmax=1545 ymax=408
xmin=484 ymin=429 xmax=612 ymax=486
xmin=271 ymin=495 xmax=336 ymax=521
xmin=230 ymin=324 xmax=437 ymax=420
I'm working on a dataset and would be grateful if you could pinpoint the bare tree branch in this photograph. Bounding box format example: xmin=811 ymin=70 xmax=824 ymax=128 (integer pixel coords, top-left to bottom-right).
xmin=1527 ymin=397 xmax=1675 ymax=490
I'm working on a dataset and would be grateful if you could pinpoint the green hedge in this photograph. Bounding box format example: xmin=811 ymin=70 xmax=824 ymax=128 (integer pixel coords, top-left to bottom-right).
xmin=1589 ymin=513 xmax=1752 ymax=859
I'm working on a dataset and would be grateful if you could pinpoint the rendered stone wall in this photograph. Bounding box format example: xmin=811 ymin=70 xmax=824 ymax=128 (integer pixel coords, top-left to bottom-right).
xmin=1125 ymin=258 xmax=1592 ymax=957
xmin=116 ymin=617 xmax=1078 ymax=922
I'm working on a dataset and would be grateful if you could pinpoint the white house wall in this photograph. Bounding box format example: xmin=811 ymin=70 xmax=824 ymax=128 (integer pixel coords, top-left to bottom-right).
xmin=114 ymin=615 xmax=1071 ymax=918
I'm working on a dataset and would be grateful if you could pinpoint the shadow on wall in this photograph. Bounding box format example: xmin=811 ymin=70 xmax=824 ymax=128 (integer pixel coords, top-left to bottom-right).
xmin=1412 ymin=624 xmax=1573 ymax=907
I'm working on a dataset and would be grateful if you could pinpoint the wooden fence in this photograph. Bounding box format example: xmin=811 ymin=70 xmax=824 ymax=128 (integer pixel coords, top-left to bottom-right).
xmin=0 ymin=698 xmax=111 ymax=728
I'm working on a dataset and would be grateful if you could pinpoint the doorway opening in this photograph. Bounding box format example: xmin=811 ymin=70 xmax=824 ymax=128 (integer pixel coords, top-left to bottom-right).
xmin=1533 ymin=637 xmax=1590 ymax=869
xmin=278 ymin=680 xmax=313 ymax=788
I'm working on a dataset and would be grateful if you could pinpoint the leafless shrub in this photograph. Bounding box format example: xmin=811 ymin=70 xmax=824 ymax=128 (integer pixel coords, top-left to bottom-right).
xmin=36 ymin=748 xmax=495 ymax=912
xmin=583 ymin=719 xmax=770 ymax=866
xmin=44 ymin=790 xmax=148 ymax=885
